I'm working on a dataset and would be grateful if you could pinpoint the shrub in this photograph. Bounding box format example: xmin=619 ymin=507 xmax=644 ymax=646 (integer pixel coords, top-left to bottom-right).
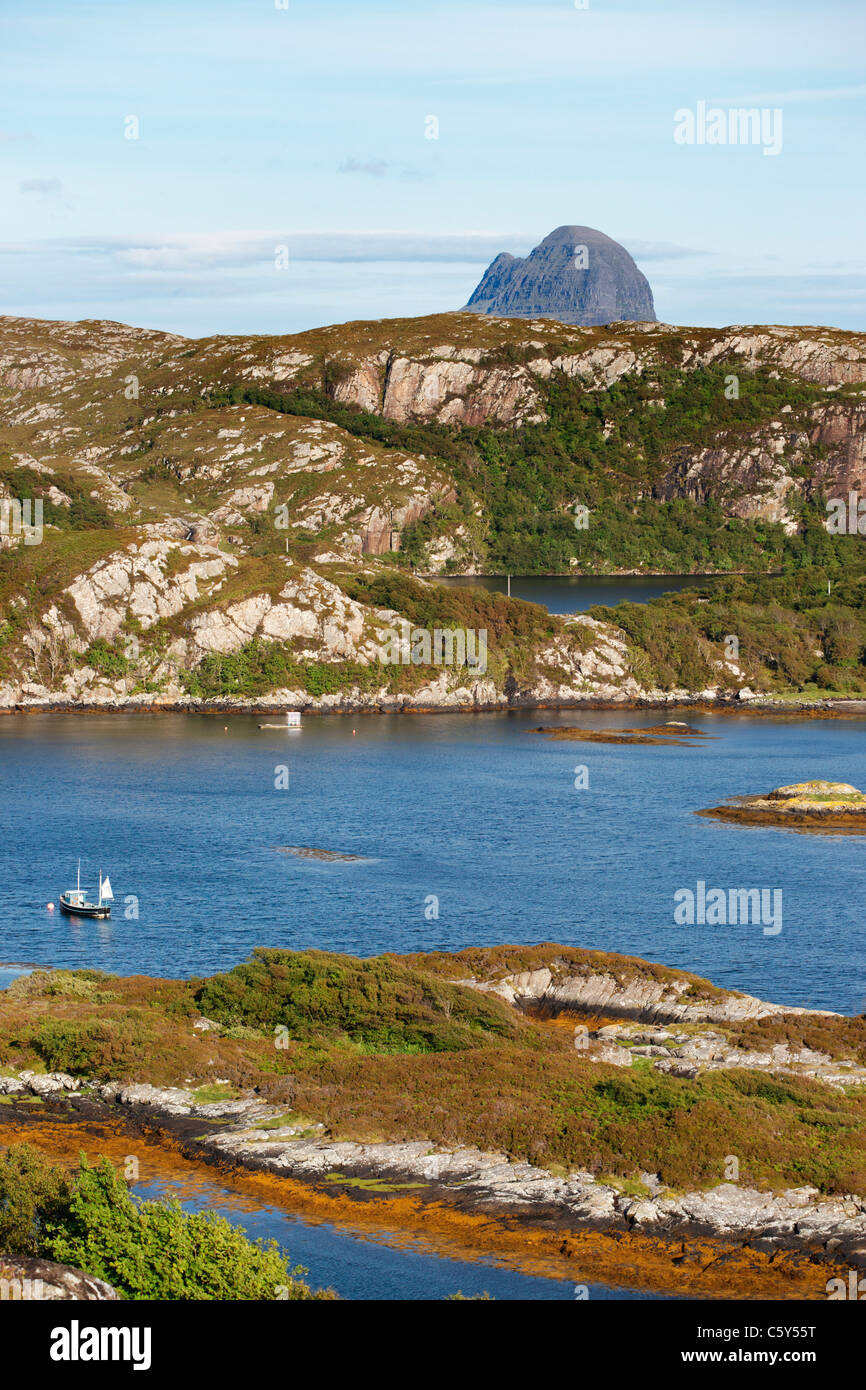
xmin=0 ymin=1146 xmax=331 ymax=1300
xmin=195 ymin=948 xmax=521 ymax=1052
xmin=28 ymin=1018 xmax=151 ymax=1077
xmin=83 ymin=639 xmax=131 ymax=679
xmin=0 ymin=1144 xmax=75 ymax=1256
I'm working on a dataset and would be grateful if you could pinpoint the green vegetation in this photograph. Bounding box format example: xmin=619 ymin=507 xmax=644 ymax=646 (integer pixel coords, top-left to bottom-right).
xmin=179 ymin=638 xmax=407 ymax=699
xmin=0 ymin=462 xmax=113 ymax=534
xmin=322 ymin=1173 xmax=428 ymax=1191
xmin=589 ymin=528 xmax=866 ymax=692
xmin=0 ymin=1145 xmax=331 ymax=1300
xmin=217 ymin=365 xmax=826 ymax=576
xmin=1 ymin=947 xmax=865 ymax=1196
xmin=83 ymin=639 xmax=132 ymax=680
xmin=6 ymin=970 xmax=118 ymax=1004
xmin=26 ymin=1017 xmax=154 ymax=1077
xmin=190 ymin=1083 xmax=239 ymax=1104
xmin=338 ymin=568 xmax=557 ymax=647
xmin=195 ymin=948 xmax=523 ymax=1052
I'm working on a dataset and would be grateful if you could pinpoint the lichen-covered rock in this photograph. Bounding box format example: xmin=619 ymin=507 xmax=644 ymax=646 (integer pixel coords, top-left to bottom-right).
xmin=701 ymin=780 xmax=866 ymax=828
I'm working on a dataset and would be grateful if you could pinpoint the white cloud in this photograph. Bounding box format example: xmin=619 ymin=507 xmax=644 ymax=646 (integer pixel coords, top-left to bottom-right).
xmin=626 ymin=240 xmax=713 ymax=263
xmin=0 ymin=231 xmax=538 ymax=270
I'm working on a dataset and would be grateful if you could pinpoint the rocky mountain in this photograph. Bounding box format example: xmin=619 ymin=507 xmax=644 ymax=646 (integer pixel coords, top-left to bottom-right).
xmin=1 ymin=310 xmax=865 ymax=711
xmin=464 ymin=225 xmax=657 ymax=326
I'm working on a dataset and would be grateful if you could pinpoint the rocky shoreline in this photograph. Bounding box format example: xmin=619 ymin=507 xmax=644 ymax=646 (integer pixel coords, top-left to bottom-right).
xmin=2 ymin=1065 xmax=864 ymax=1285
xmin=3 ymin=942 xmax=866 ymax=1297
xmin=2 ymin=694 xmax=866 ymax=717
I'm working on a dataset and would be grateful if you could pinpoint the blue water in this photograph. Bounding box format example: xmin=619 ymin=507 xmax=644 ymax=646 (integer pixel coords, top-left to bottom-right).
xmin=437 ymin=573 xmax=726 ymax=614
xmin=1 ymin=708 xmax=865 ymax=1011
xmin=0 ymin=966 xmax=30 ymax=990
xmin=132 ymin=1175 xmax=660 ymax=1301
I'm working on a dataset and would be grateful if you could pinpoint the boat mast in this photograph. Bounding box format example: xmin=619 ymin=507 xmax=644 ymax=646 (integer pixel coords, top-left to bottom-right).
xmin=77 ymin=858 xmax=81 ymax=892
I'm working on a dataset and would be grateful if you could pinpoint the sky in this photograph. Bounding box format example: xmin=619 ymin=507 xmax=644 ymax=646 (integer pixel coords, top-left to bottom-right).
xmin=1 ymin=0 xmax=865 ymax=337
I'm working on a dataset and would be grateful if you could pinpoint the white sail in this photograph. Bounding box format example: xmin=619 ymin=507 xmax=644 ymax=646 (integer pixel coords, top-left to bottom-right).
xmin=100 ymin=876 xmax=114 ymax=902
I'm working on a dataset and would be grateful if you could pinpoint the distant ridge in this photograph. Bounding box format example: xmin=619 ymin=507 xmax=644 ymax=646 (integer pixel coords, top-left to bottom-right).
xmin=464 ymin=224 xmax=657 ymax=327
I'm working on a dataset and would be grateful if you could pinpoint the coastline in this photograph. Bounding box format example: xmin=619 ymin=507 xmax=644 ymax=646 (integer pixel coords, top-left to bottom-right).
xmin=1 ymin=945 xmax=866 ymax=1301
xmin=428 ymin=569 xmax=778 ymax=579
xmin=2 ymin=695 xmax=866 ymax=718
xmin=0 ymin=1086 xmax=857 ymax=1301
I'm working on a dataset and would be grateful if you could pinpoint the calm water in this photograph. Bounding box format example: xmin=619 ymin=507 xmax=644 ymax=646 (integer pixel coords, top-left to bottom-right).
xmin=1 ymin=708 xmax=865 ymax=1011
xmin=436 ymin=573 xmax=724 ymax=614
xmin=131 ymin=1174 xmax=659 ymax=1302
xmin=0 ymin=965 xmax=30 ymax=989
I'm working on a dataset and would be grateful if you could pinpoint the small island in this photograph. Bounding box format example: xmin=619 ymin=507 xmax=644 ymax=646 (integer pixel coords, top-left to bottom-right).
xmin=532 ymin=722 xmax=711 ymax=746
xmin=698 ymin=780 xmax=866 ymax=830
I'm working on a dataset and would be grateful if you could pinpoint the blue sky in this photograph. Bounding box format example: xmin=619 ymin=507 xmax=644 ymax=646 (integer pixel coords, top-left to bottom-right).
xmin=1 ymin=0 xmax=864 ymax=336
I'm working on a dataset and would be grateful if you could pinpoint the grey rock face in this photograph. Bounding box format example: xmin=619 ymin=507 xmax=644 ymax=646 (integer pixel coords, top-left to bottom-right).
xmin=464 ymin=225 xmax=656 ymax=327
xmin=0 ymin=1256 xmax=119 ymax=1300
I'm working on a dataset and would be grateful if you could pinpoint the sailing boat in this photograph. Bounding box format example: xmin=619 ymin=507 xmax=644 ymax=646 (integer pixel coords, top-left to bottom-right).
xmin=59 ymin=860 xmax=114 ymax=919
xmin=258 ymin=710 xmax=302 ymax=730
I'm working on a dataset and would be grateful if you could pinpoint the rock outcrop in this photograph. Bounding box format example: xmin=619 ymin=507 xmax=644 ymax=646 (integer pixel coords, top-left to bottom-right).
xmin=700 ymin=780 xmax=866 ymax=829
xmin=0 ymin=1255 xmax=119 ymax=1301
xmin=455 ymin=959 xmax=835 ymax=1027
xmin=465 ymin=225 xmax=657 ymax=327
xmin=655 ymin=398 xmax=866 ymax=529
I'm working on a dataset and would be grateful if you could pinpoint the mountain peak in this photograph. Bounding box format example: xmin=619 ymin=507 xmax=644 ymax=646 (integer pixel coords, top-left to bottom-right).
xmin=464 ymin=224 xmax=656 ymax=327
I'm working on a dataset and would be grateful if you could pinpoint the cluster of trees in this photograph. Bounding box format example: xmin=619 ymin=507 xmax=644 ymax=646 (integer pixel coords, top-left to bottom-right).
xmin=219 ymin=366 xmax=826 ymax=578
xmin=179 ymin=639 xmax=395 ymax=699
xmin=0 ymin=1144 xmax=329 ymax=1300
xmin=592 ymin=532 xmax=866 ymax=692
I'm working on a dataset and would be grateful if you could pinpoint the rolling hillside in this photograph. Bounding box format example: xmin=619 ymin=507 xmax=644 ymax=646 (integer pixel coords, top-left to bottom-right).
xmin=1 ymin=311 xmax=865 ymax=709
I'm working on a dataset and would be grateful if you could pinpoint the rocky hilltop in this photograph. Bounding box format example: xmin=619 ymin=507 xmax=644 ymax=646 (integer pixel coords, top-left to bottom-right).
xmin=464 ymin=225 xmax=657 ymax=326
xmin=1 ymin=310 xmax=865 ymax=711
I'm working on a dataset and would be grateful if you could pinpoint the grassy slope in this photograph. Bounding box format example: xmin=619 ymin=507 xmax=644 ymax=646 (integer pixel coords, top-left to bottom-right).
xmin=2 ymin=945 xmax=865 ymax=1196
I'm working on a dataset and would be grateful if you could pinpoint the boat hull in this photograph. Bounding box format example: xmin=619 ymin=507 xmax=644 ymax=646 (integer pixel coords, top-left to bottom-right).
xmin=59 ymin=896 xmax=110 ymax=919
